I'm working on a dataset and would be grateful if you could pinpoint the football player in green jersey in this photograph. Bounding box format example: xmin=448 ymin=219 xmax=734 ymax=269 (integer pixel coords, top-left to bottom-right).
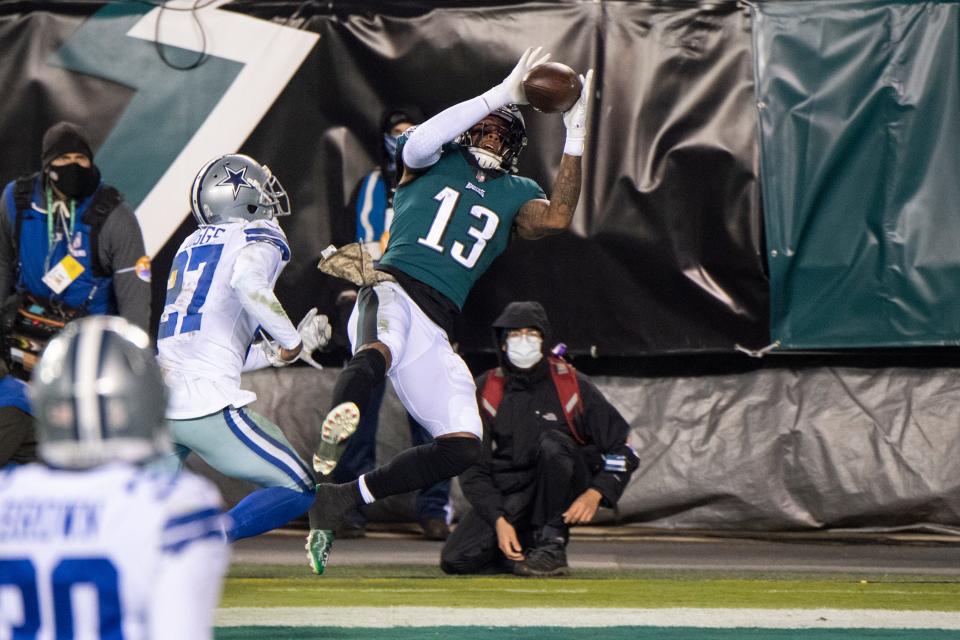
xmin=307 ymin=47 xmax=594 ymax=574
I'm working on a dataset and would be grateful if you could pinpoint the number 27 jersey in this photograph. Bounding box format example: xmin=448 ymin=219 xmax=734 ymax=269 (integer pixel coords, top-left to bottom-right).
xmin=157 ymin=218 xmax=291 ymax=418
xmin=379 ymin=142 xmax=545 ymax=310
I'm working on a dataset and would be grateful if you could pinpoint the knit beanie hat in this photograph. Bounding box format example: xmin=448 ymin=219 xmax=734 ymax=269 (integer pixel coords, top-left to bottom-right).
xmin=41 ymin=122 xmax=94 ymax=169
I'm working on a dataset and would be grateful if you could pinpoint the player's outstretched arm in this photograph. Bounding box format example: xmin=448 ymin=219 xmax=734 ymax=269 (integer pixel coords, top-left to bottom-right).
xmin=401 ymin=47 xmax=551 ymax=176
xmin=231 ymin=241 xmax=301 ymax=367
xmin=515 ymin=69 xmax=593 ymax=240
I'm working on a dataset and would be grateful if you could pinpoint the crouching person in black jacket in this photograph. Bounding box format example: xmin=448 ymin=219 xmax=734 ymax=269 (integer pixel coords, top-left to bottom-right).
xmin=440 ymin=301 xmax=638 ymax=577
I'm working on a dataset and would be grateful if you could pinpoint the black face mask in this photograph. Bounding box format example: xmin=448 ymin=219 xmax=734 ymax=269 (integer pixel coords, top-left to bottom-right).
xmin=47 ymin=163 xmax=99 ymax=200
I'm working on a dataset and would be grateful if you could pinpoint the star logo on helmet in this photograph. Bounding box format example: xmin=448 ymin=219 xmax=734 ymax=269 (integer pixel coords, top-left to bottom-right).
xmin=216 ymin=166 xmax=254 ymax=199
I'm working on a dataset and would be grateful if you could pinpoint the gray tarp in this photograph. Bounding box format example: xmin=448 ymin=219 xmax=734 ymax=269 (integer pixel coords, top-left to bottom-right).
xmin=193 ymin=367 xmax=960 ymax=532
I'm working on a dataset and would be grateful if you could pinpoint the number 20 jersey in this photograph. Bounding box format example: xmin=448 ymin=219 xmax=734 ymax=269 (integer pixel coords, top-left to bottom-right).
xmin=379 ymin=141 xmax=545 ymax=310
xmin=157 ymin=219 xmax=290 ymax=419
xmin=0 ymin=463 xmax=229 ymax=639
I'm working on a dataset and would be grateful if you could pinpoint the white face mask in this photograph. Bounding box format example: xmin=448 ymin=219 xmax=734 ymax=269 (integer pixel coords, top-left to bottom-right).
xmin=505 ymin=334 xmax=543 ymax=369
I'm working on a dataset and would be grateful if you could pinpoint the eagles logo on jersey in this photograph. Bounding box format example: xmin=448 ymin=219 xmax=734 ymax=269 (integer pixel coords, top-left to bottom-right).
xmin=190 ymin=154 xmax=291 ymax=226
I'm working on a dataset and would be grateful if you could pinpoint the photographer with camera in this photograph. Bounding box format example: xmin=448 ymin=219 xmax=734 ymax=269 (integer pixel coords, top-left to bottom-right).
xmin=0 ymin=121 xmax=150 ymax=379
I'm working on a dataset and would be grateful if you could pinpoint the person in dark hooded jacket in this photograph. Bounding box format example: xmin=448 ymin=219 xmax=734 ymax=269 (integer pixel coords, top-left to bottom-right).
xmin=440 ymin=301 xmax=638 ymax=577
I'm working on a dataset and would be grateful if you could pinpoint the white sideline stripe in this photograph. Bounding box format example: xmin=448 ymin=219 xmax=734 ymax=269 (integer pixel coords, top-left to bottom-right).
xmin=216 ymin=607 xmax=960 ymax=629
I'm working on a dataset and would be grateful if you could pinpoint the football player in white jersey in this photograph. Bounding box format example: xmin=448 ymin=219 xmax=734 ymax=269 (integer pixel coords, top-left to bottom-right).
xmin=156 ymin=154 xmax=336 ymax=541
xmin=0 ymin=316 xmax=229 ymax=639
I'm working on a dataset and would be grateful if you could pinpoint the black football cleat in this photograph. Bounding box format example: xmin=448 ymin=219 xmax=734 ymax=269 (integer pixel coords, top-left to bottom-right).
xmin=313 ymin=482 xmax=361 ymax=531
xmin=513 ymin=542 xmax=569 ymax=577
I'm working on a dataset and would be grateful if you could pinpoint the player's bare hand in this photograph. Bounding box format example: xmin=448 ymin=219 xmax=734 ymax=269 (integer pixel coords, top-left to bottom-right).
xmin=495 ymin=516 xmax=524 ymax=561
xmin=562 ymin=487 xmax=602 ymax=524
xmin=279 ymin=342 xmax=302 ymax=363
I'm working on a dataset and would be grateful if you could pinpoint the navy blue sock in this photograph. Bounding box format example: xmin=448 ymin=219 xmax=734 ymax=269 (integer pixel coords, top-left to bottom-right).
xmin=226 ymin=486 xmax=315 ymax=542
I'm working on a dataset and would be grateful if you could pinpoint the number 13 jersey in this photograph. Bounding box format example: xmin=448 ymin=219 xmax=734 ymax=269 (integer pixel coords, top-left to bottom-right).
xmin=379 ymin=141 xmax=545 ymax=310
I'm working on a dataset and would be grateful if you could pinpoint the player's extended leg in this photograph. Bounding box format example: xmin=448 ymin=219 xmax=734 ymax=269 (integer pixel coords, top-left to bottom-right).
xmin=307 ymin=286 xmax=396 ymax=573
xmin=410 ymin=414 xmax=452 ymax=540
xmin=310 ymin=288 xmax=391 ymax=478
xmin=307 ymin=282 xmax=481 ymax=574
xmin=312 ymin=313 xmax=482 ymax=529
xmin=168 ymin=408 xmax=316 ymax=541
xmin=150 ymin=439 xmax=191 ymax=473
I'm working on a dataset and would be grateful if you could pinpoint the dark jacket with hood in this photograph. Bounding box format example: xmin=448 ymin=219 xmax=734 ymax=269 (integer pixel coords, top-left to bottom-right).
xmin=460 ymin=301 xmax=639 ymax=527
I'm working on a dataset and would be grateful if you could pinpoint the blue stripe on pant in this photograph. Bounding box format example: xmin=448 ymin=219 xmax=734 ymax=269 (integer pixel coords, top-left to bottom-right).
xmin=226 ymin=408 xmax=314 ymax=491
xmin=165 ymin=408 xmax=316 ymax=541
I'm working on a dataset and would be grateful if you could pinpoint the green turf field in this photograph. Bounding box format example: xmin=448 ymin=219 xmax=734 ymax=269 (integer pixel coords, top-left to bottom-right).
xmin=216 ymin=564 xmax=960 ymax=638
xmin=223 ymin=564 xmax=960 ymax=611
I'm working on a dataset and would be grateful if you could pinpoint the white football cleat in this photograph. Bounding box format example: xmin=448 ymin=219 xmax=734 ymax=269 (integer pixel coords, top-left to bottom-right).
xmin=312 ymin=401 xmax=360 ymax=476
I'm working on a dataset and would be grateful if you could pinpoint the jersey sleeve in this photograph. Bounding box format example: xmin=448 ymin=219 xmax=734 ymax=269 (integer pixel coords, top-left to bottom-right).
xmin=230 ymin=221 xmax=300 ymax=349
xmin=148 ymin=472 xmax=230 ymax=639
xmin=242 ymin=339 xmax=272 ymax=372
xmin=157 ymin=472 xmax=228 ymax=554
xmin=241 ymin=219 xmax=291 ymax=261
xmin=399 ymin=125 xmax=444 ymax=170
xmin=516 ymin=175 xmax=546 ymax=201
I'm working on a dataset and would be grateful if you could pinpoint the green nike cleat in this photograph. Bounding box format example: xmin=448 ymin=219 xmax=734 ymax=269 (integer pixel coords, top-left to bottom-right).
xmin=305 ymin=528 xmax=335 ymax=575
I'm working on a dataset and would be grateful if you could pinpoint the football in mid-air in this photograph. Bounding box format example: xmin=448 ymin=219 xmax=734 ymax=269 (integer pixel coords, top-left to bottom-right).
xmin=521 ymin=62 xmax=582 ymax=113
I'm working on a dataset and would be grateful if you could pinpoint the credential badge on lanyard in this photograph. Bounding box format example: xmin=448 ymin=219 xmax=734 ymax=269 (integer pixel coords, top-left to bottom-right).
xmin=42 ymin=255 xmax=85 ymax=295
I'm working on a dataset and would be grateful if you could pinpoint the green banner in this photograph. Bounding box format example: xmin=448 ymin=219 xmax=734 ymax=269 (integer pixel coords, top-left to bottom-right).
xmin=753 ymin=0 xmax=960 ymax=348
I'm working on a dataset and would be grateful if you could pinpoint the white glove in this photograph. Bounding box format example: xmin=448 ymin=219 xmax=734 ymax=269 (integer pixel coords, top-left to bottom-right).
xmin=483 ymin=46 xmax=552 ymax=107
xmin=298 ymin=307 xmax=332 ymax=353
xmin=562 ymin=68 xmax=594 ymax=157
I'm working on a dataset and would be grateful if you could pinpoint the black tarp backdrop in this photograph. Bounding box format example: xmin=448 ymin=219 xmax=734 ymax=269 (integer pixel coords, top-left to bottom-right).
xmin=3 ymin=1 xmax=958 ymax=531
xmin=256 ymin=0 xmax=772 ymax=358
xmin=0 ymin=0 xmax=770 ymax=362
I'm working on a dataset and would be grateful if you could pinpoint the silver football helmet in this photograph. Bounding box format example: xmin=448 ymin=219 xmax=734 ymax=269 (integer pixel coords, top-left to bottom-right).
xmin=30 ymin=316 xmax=169 ymax=468
xmin=457 ymin=105 xmax=527 ymax=174
xmin=190 ymin=153 xmax=291 ymax=225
